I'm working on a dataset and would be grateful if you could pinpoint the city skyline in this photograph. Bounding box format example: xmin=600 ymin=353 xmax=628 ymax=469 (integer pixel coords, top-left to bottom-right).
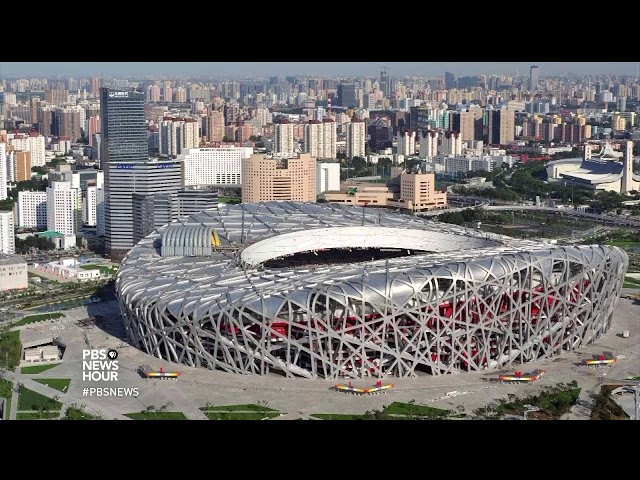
xmin=0 ymin=62 xmax=638 ymax=79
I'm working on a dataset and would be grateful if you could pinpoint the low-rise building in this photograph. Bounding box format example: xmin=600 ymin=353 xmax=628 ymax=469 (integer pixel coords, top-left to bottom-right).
xmin=0 ymin=255 xmax=28 ymax=291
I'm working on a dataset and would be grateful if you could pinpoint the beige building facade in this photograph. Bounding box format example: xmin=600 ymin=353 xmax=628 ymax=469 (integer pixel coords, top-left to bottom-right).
xmin=242 ymin=153 xmax=317 ymax=203
xmin=324 ymin=171 xmax=447 ymax=213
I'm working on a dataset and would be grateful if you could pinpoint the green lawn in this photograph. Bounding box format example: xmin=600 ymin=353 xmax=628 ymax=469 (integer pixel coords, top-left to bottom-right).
xmin=12 ymin=312 xmax=64 ymax=326
xmin=0 ymin=329 xmax=22 ymax=370
xmin=384 ymin=402 xmax=451 ymax=418
xmin=80 ymin=264 xmax=100 ymax=270
xmin=20 ymin=363 xmax=62 ymax=374
xmin=0 ymin=378 xmax=13 ymax=419
xmin=624 ymin=277 xmax=640 ymax=288
xmin=204 ymin=412 xmax=280 ymax=420
xmin=310 ymin=413 xmax=371 ymax=420
xmin=124 ymin=411 xmax=188 ymax=420
xmin=17 ymin=385 xmax=63 ymax=411
xmin=34 ymin=378 xmax=70 ymax=392
xmin=310 ymin=402 xmax=455 ymax=420
xmin=218 ymin=196 xmax=241 ymax=204
xmin=200 ymin=403 xmax=279 ymax=412
xmin=16 ymin=411 xmax=60 ymax=420
xmin=62 ymin=405 xmax=103 ymax=420
xmin=80 ymin=264 xmax=117 ymax=276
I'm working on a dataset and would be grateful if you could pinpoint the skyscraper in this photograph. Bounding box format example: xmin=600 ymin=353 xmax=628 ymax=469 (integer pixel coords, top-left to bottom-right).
xmin=99 ymin=88 xmax=148 ymax=170
xmin=100 ymin=87 xmax=182 ymax=261
xmin=529 ymin=65 xmax=539 ymax=91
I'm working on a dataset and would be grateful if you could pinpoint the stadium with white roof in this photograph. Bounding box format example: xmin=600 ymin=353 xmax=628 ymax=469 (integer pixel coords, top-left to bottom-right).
xmin=115 ymin=202 xmax=628 ymax=379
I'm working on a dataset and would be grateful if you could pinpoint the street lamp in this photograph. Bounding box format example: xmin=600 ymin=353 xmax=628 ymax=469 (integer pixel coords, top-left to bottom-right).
xmin=523 ymin=404 xmax=540 ymax=420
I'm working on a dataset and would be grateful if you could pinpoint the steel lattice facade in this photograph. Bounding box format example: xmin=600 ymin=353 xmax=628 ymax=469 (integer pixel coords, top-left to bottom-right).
xmin=115 ymin=202 xmax=628 ymax=379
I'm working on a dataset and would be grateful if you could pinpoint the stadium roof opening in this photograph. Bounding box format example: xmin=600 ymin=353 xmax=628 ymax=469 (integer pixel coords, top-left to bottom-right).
xmin=240 ymin=226 xmax=502 ymax=267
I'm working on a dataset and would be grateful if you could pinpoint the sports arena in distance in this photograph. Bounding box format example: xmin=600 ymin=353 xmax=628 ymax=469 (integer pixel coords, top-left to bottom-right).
xmin=115 ymin=202 xmax=628 ymax=379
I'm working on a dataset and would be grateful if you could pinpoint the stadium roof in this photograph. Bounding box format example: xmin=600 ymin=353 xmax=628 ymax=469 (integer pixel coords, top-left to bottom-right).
xmin=117 ymin=202 xmax=549 ymax=317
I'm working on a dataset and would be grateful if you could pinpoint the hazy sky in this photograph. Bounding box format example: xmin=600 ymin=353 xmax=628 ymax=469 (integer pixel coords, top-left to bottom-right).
xmin=0 ymin=62 xmax=637 ymax=78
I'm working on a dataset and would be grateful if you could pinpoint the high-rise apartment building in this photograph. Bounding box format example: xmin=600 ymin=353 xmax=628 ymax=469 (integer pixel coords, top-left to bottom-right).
xmin=418 ymin=130 xmax=439 ymax=159
xmin=241 ymin=153 xmax=317 ymax=203
xmin=17 ymin=191 xmax=47 ymax=229
xmin=304 ymin=119 xmax=337 ymax=159
xmin=16 ymin=151 xmax=31 ymax=182
xmin=347 ymin=120 xmax=366 ymax=159
xmin=441 ymin=131 xmax=463 ymax=156
xmin=0 ymin=144 xmax=6 ymax=201
xmin=84 ymin=186 xmax=99 ymax=226
xmin=158 ymin=117 xmax=199 ymax=156
xmin=274 ymin=120 xmax=296 ymax=155
xmin=487 ymin=108 xmax=515 ymax=145
xmin=179 ymin=146 xmax=252 ymax=187
xmin=396 ymin=129 xmax=416 ymax=156
xmin=7 ymin=132 xmax=46 ymax=167
xmin=207 ymin=110 xmax=225 ymax=143
xmin=0 ymin=211 xmax=15 ymax=254
xmin=529 ymin=65 xmax=539 ymax=91
xmin=47 ymin=181 xmax=79 ymax=236
xmin=45 ymin=88 xmax=69 ymax=107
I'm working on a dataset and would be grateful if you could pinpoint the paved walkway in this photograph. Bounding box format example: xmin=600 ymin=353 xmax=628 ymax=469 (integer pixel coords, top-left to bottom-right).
xmin=9 ymin=367 xmax=19 ymax=420
xmin=1 ymin=369 xmax=131 ymax=420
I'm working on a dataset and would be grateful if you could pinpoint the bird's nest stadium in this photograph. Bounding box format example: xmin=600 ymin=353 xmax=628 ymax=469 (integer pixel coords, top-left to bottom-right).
xmin=115 ymin=202 xmax=628 ymax=379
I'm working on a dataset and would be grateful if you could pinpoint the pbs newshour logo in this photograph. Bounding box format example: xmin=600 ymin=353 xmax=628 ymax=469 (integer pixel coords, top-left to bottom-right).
xmin=82 ymin=349 xmax=119 ymax=381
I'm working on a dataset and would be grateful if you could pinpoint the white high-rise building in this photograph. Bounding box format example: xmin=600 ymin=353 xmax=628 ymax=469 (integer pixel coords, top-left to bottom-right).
xmin=159 ymin=117 xmax=200 ymax=156
xmin=274 ymin=121 xmax=295 ymax=155
xmin=84 ymin=186 xmax=98 ymax=226
xmin=0 ymin=211 xmax=14 ymax=254
xmin=321 ymin=119 xmax=337 ymax=159
xmin=317 ymin=162 xmax=340 ymax=194
xmin=0 ymin=145 xmax=6 ymax=201
xmin=96 ymin=187 xmax=105 ymax=237
xmin=397 ymin=130 xmax=416 ymax=156
xmin=8 ymin=133 xmax=47 ymax=167
xmin=47 ymin=181 xmax=79 ymax=236
xmin=304 ymin=120 xmax=337 ymax=159
xmin=2 ymin=143 xmax=16 ymax=183
xmin=347 ymin=120 xmax=366 ymax=159
xmin=419 ymin=130 xmax=439 ymax=159
xmin=17 ymin=191 xmax=47 ymax=229
xmin=441 ymin=131 xmax=463 ymax=156
xmin=179 ymin=146 xmax=253 ymax=187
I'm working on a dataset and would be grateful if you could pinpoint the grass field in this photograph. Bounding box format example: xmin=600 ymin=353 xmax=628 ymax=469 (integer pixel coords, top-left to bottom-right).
xmin=20 ymin=363 xmax=61 ymax=374
xmin=0 ymin=329 xmax=22 ymax=370
xmin=203 ymin=412 xmax=280 ymax=420
xmin=623 ymin=277 xmax=640 ymax=288
xmin=384 ymin=402 xmax=451 ymax=418
xmin=62 ymin=405 xmax=102 ymax=420
xmin=34 ymin=378 xmax=70 ymax=392
xmin=80 ymin=265 xmax=117 ymax=276
xmin=200 ymin=403 xmax=279 ymax=412
xmin=0 ymin=378 xmax=13 ymax=419
xmin=12 ymin=312 xmax=64 ymax=326
xmin=310 ymin=413 xmax=371 ymax=420
xmin=200 ymin=403 xmax=280 ymax=420
xmin=311 ymin=402 xmax=456 ymax=420
xmin=16 ymin=411 xmax=60 ymax=420
xmin=17 ymin=385 xmax=63 ymax=411
xmin=124 ymin=411 xmax=188 ymax=420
